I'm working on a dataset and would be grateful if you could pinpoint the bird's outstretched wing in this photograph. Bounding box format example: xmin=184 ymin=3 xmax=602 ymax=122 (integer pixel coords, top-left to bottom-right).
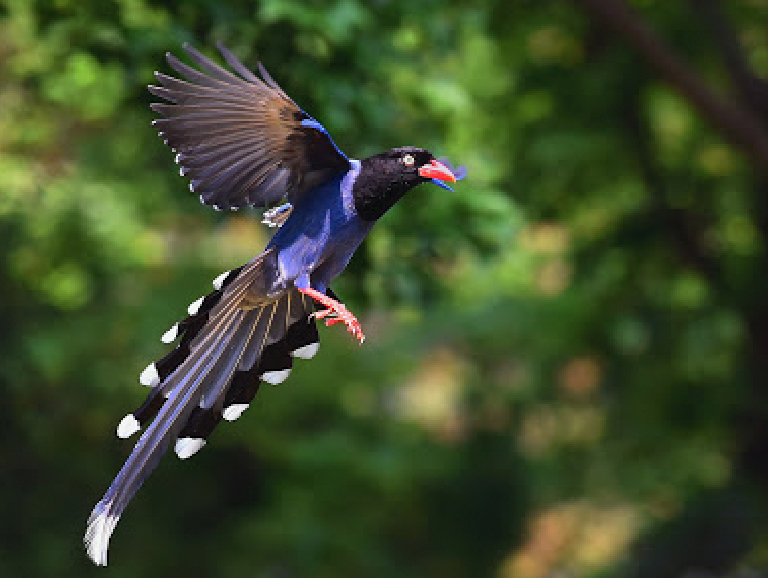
xmin=149 ymin=42 xmax=351 ymax=210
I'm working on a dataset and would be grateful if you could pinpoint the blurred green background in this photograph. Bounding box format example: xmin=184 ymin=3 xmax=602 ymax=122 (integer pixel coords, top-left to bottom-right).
xmin=3 ymin=0 xmax=768 ymax=576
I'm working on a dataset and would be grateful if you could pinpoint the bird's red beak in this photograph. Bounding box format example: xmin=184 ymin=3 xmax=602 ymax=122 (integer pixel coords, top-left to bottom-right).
xmin=418 ymin=159 xmax=457 ymax=182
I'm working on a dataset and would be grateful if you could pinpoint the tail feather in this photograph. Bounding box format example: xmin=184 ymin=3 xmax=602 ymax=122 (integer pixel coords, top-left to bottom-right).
xmin=179 ymin=405 xmax=221 ymax=439
xmin=172 ymin=313 xmax=307 ymax=455
xmin=118 ymin=296 xmax=318 ymax=440
xmin=196 ymin=306 xmax=261 ymax=408
xmin=225 ymin=365 xmax=263 ymax=406
xmin=135 ymin=265 xmax=245 ymax=397
xmin=171 ymin=305 xmax=261 ymax=459
xmin=266 ymin=295 xmax=288 ymax=345
xmin=87 ymin=302 xmax=246 ymax=564
xmin=236 ymin=302 xmax=275 ymax=373
xmin=85 ymin=250 xmax=321 ymax=566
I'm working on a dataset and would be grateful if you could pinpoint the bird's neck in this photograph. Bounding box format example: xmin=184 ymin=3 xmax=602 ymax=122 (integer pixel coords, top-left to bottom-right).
xmin=351 ymin=156 xmax=414 ymax=222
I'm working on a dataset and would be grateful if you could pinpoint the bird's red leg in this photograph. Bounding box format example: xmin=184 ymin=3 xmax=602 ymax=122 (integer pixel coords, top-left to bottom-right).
xmin=298 ymin=287 xmax=365 ymax=344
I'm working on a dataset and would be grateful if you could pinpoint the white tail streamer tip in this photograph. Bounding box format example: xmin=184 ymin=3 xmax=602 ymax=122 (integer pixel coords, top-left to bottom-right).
xmin=262 ymin=368 xmax=291 ymax=385
xmin=212 ymin=271 xmax=230 ymax=290
xmin=139 ymin=363 xmax=160 ymax=387
xmin=175 ymin=437 xmax=206 ymax=459
xmin=116 ymin=414 xmax=140 ymax=439
xmin=291 ymin=342 xmax=319 ymax=359
xmin=161 ymin=323 xmax=179 ymax=343
xmin=84 ymin=509 xmax=120 ymax=566
xmin=187 ymin=296 xmax=205 ymax=315
xmin=222 ymin=404 xmax=249 ymax=421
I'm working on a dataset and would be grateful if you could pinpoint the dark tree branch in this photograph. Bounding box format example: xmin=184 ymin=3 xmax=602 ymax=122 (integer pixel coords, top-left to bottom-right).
xmin=691 ymin=0 xmax=768 ymax=121
xmin=688 ymin=1 xmax=768 ymax=258
xmin=570 ymin=0 xmax=768 ymax=167
xmin=622 ymin=86 xmax=723 ymax=289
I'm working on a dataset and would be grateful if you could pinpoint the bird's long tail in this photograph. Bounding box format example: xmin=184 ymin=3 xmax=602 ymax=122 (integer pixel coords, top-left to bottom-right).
xmin=84 ymin=248 xmax=319 ymax=566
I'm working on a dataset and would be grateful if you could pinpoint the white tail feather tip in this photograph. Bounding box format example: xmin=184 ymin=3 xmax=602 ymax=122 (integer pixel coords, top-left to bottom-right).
xmin=212 ymin=271 xmax=230 ymax=290
xmin=291 ymin=342 xmax=319 ymax=359
xmin=84 ymin=510 xmax=120 ymax=567
xmin=222 ymin=404 xmax=249 ymax=421
xmin=187 ymin=296 xmax=205 ymax=315
xmin=139 ymin=363 xmax=160 ymax=387
xmin=262 ymin=368 xmax=292 ymax=385
xmin=161 ymin=323 xmax=179 ymax=343
xmin=116 ymin=414 xmax=140 ymax=439
xmin=175 ymin=437 xmax=206 ymax=459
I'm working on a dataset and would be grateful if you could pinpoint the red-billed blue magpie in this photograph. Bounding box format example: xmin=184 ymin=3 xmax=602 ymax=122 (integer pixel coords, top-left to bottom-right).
xmin=84 ymin=43 xmax=464 ymax=565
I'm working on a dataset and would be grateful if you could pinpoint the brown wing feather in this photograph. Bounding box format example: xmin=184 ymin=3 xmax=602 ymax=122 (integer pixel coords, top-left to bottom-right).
xmin=150 ymin=43 xmax=350 ymax=210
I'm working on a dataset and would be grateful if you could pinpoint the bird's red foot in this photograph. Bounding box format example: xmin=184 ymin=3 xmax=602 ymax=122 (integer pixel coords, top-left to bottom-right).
xmin=299 ymin=287 xmax=365 ymax=344
xmin=314 ymin=306 xmax=365 ymax=343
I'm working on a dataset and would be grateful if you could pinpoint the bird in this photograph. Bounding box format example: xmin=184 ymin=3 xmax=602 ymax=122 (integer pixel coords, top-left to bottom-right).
xmin=84 ymin=42 xmax=464 ymax=566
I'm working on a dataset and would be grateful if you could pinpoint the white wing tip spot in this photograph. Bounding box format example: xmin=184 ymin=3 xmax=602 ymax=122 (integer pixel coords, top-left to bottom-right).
xmin=187 ymin=296 xmax=205 ymax=315
xmin=291 ymin=342 xmax=319 ymax=359
xmin=161 ymin=323 xmax=179 ymax=343
xmin=222 ymin=404 xmax=249 ymax=421
xmin=116 ymin=414 xmax=140 ymax=439
xmin=212 ymin=271 xmax=230 ymax=290
xmin=175 ymin=437 xmax=206 ymax=459
xmin=139 ymin=363 xmax=160 ymax=387
xmin=261 ymin=203 xmax=293 ymax=228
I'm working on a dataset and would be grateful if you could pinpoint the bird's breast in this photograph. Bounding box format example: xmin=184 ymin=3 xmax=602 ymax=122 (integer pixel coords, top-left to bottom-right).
xmin=265 ymin=162 xmax=366 ymax=290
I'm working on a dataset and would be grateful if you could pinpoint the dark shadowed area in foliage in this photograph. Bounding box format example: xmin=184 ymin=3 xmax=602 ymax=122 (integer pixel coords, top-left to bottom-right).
xmin=2 ymin=0 xmax=768 ymax=576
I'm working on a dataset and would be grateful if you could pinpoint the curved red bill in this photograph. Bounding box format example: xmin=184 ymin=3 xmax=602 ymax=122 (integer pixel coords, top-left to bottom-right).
xmin=418 ymin=159 xmax=457 ymax=182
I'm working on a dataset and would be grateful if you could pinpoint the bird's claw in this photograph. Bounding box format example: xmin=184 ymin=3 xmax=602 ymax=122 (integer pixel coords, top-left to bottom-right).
xmin=313 ymin=306 xmax=365 ymax=343
xmin=299 ymin=286 xmax=366 ymax=344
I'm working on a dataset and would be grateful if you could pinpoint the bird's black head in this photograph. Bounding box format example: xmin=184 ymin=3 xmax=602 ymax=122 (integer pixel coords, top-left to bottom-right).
xmin=353 ymin=146 xmax=458 ymax=221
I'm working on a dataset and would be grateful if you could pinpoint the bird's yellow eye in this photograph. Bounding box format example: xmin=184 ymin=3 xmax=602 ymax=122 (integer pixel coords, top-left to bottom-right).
xmin=402 ymin=154 xmax=415 ymax=167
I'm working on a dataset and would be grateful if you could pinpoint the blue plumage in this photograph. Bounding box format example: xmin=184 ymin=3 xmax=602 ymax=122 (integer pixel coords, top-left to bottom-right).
xmin=267 ymin=160 xmax=372 ymax=294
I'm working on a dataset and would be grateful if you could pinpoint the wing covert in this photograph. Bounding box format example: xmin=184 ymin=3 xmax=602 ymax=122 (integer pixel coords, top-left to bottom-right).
xmin=149 ymin=42 xmax=350 ymax=210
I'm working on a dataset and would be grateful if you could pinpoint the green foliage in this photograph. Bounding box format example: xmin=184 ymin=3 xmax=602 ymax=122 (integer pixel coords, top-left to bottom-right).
xmin=2 ymin=0 xmax=768 ymax=576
